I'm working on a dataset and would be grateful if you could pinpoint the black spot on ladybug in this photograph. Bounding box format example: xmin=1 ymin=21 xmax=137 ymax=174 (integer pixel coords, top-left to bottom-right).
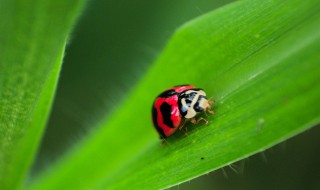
xmin=194 ymin=95 xmax=206 ymax=112
xmin=185 ymin=98 xmax=192 ymax=104
xmin=158 ymin=89 xmax=177 ymax=98
xmin=152 ymin=106 xmax=166 ymax=139
xmin=181 ymin=92 xmax=197 ymax=106
xmin=201 ymin=157 xmax=204 ymax=160
xmin=179 ymin=103 xmax=188 ymax=117
xmin=178 ymin=91 xmax=199 ymax=116
xmin=160 ymin=102 xmax=174 ymax=128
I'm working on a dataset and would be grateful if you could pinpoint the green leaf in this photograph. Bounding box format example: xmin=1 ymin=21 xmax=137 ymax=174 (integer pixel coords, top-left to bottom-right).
xmin=29 ymin=0 xmax=320 ymax=189
xmin=0 ymin=0 xmax=85 ymax=189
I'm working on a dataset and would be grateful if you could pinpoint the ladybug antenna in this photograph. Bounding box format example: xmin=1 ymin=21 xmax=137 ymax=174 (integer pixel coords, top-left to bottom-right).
xmin=208 ymin=96 xmax=215 ymax=101
xmin=161 ymin=138 xmax=172 ymax=148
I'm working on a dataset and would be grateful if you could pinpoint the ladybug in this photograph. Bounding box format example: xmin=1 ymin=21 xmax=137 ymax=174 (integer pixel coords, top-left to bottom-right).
xmin=152 ymin=85 xmax=214 ymax=139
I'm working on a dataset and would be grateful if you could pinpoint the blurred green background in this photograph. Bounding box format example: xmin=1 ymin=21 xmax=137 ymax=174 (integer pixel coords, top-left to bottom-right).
xmin=32 ymin=0 xmax=320 ymax=189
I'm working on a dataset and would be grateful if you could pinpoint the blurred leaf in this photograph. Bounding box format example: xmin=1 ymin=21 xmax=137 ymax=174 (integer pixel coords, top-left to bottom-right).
xmin=0 ymin=0 xmax=85 ymax=189
xmin=29 ymin=0 xmax=320 ymax=189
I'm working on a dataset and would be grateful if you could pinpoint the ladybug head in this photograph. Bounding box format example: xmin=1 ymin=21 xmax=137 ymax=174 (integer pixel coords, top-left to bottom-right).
xmin=178 ymin=88 xmax=211 ymax=119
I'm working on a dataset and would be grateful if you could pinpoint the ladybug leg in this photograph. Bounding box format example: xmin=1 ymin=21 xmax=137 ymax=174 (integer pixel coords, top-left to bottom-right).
xmin=198 ymin=117 xmax=209 ymax=125
xmin=181 ymin=127 xmax=188 ymax=137
xmin=190 ymin=117 xmax=196 ymax=124
xmin=204 ymin=110 xmax=209 ymax=116
xmin=161 ymin=138 xmax=171 ymax=146
xmin=204 ymin=109 xmax=215 ymax=116
xmin=190 ymin=117 xmax=209 ymax=125
xmin=178 ymin=127 xmax=188 ymax=136
xmin=179 ymin=120 xmax=187 ymax=130
xmin=206 ymin=109 xmax=215 ymax=115
xmin=178 ymin=121 xmax=188 ymax=136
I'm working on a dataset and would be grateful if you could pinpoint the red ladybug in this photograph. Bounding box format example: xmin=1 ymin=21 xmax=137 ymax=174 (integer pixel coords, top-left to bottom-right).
xmin=152 ymin=85 xmax=214 ymax=139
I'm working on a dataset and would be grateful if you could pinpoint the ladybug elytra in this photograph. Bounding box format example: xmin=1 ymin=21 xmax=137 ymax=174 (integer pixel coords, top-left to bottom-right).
xmin=152 ymin=85 xmax=214 ymax=139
